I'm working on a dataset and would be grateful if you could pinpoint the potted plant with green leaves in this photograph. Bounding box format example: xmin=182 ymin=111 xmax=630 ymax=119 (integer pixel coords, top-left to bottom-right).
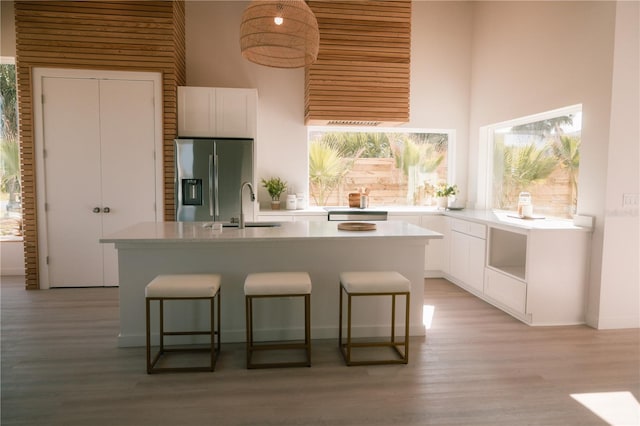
xmin=261 ymin=177 xmax=287 ymax=210
xmin=435 ymin=183 xmax=458 ymax=209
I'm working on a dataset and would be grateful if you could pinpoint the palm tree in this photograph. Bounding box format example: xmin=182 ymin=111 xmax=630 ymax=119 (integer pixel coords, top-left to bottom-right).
xmin=511 ymin=116 xmax=574 ymax=137
xmin=1 ymin=64 xmax=21 ymax=214
xmin=552 ymin=135 xmax=580 ymax=212
xmin=0 ymin=138 xmax=20 ymax=205
xmin=495 ymin=141 xmax=558 ymax=209
xmin=410 ymin=132 xmax=448 ymax=153
xmin=1 ymin=64 xmax=18 ymax=141
xmin=322 ymin=132 xmax=390 ymax=158
xmin=308 ymin=140 xmax=355 ymax=206
xmin=392 ymin=136 xmax=444 ymax=203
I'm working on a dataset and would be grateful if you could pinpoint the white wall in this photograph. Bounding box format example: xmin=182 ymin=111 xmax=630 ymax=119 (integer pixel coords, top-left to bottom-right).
xmin=185 ymin=0 xmax=472 ymax=208
xmin=410 ymin=1 xmax=472 ymax=202
xmin=1 ymin=241 xmax=25 ymax=276
xmin=598 ymin=1 xmax=640 ymax=329
xmin=466 ymin=1 xmax=629 ymax=328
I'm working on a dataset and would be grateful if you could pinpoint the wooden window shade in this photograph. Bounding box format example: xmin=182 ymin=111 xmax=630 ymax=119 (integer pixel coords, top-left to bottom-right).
xmin=305 ymin=0 xmax=411 ymax=126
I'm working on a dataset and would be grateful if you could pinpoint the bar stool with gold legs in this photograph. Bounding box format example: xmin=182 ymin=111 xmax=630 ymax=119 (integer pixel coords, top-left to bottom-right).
xmin=145 ymin=274 xmax=221 ymax=374
xmin=244 ymin=272 xmax=312 ymax=369
xmin=339 ymin=271 xmax=410 ymax=366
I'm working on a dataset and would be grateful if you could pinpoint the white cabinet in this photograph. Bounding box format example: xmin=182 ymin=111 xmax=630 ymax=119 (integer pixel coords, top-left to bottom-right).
xmin=296 ymin=214 xmax=327 ymax=222
xmin=448 ymin=218 xmax=486 ymax=293
xmin=484 ymin=227 xmax=528 ymax=315
xmin=215 ymin=88 xmax=257 ymax=138
xmin=444 ymin=214 xmax=591 ymax=325
xmin=178 ymin=86 xmax=257 ymax=138
xmin=387 ymin=213 xmax=421 ymax=226
xmin=420 ymin=215 xmax=447 ymax=276
xmin=389 ymin=214 xmax=432 ymax=277
xmin=484 ymin=268 xmax=526 ymax=314
xmin=257 ymin=214 xmax=294 ymax=222
xmin=486 ymin=227 xmax=590 ymax=325
xmin=177 ymin=86 xmax=215 ymax=136
xmin=386 ymin=213 xmax=450 ymax=278
xmin=256 ymin=212 xmax=326 ymax=222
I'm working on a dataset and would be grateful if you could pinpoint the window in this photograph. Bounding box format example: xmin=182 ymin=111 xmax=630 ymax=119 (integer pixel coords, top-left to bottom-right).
xmin=308 ymin=127 xmax=453 ymax=207
xmin=485 ymin=105 xmax=582 ymax=219
xmin=0 ymin=62 xmax=21 ymax=240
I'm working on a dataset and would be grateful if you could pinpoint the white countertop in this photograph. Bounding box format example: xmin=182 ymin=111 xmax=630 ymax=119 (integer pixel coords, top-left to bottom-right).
xmin=259 ymin=206 xmax=591 ymax=231
xmin=100 ymin=220 xmax=443 ymax=245
xmin=444 ymin=209 xmax=591 ymax=231
xmin=258 ymin=206 xmax=442 ymax=215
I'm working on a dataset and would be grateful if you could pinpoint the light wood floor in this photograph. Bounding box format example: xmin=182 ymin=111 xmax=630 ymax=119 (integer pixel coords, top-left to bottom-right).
xmin=1 ymin=276 xmax=638 ymax=425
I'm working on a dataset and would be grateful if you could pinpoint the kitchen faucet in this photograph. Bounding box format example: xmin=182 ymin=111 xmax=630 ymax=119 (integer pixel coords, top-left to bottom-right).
xmin=239 ymin=181 xmax=255 ymax=229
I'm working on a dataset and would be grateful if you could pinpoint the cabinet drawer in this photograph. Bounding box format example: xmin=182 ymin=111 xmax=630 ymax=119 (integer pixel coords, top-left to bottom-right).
xmin=450 ymin=218 xmax=486 ymax=239
xmin=485 ymin=268 xmax=526 ymax=313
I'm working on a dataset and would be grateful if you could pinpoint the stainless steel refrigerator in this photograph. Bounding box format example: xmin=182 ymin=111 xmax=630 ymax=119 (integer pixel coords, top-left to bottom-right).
xmin=175 ymin=138 xmax=253 ymax=222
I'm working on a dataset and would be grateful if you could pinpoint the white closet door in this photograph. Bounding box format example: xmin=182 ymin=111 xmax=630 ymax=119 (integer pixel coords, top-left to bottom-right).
xmin=99 ymin=79 xmax=157 ymax=286
xmin=41 ymin=76 xmax=157 ymax=288
xmin=42 ymin=77 xmax=104 ymax=287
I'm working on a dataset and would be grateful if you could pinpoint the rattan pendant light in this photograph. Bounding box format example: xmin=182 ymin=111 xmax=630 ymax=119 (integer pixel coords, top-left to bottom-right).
xmin=240 ymin=0 xmax=320 ymax=68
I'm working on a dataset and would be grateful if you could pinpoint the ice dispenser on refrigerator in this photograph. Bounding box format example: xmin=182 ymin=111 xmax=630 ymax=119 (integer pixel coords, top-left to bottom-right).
xmin=182 ymin=179 xmax=202 ymax=205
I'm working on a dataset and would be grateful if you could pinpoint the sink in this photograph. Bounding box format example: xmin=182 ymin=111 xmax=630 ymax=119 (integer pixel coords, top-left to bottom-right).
xmin=222 ymin=222 xmax=281 ymax=228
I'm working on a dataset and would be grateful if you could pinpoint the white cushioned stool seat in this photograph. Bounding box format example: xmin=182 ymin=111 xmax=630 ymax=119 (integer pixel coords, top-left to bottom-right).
xmin=146 ymin=274 xmax=221 ymax=298
xmin=340 ymin=271 xmax=410 ymax=294
xmin=244 ymin=272 xmax=312 ymax=295
xmin=145 ymin=274 xmax=221 ymax=374
xmin=339 ymin=271 xmax=410 ymax=366
xmin=244 ymin=272 xmax=312 ymax=369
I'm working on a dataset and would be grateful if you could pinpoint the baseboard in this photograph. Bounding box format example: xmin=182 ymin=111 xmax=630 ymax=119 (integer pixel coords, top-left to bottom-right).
xmin=596 ymin=315 xmax=640 ymax=330
xmin=424 ymin=270 xmax=443 ymax=278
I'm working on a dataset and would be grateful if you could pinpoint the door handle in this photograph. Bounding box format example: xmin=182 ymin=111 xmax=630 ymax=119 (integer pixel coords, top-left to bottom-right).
xmin=93 ymin=207 xmax=101 ymax=213
xmin=103 ymin=207 xmax=111 ymax=213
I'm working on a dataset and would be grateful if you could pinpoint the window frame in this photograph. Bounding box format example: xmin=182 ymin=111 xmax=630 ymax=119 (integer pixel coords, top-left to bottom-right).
xmin=477 ymin=104 xmax=583 ymax=216
xmin=306 ymin=126 xmax=457 ymax=207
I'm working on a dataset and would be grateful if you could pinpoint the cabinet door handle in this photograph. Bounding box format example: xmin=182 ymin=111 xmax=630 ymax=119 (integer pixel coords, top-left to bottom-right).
xmin=103 ymin=207 xmax=111 ymax=213
xmin=93 ymin=207 xmax=101 ymax=213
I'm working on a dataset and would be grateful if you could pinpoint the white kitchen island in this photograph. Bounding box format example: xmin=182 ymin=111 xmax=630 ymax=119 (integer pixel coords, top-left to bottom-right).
xmin=100 ymin=220 xmax=442 ymax=347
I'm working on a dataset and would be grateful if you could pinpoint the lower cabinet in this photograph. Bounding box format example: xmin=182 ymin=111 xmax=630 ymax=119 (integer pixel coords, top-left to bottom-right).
xmin=446 ymin=216 xmax=591 ymax=326
xmin=258 ymin=215 xmax=294 ymax=222
xmin=448 ymin=219 xmax=486 ymax=294
xmin=484 ymin=268 xmax=526 ymax=314
xmin=256 ymin=212 xmax=325 ymax=222
xmin=387 ymin=213 xmax=447 ymax=277
xmin=421 ymin=215 xmax=448 ymax=277
xmin=257 ymin=211 xmax=590 ymax=326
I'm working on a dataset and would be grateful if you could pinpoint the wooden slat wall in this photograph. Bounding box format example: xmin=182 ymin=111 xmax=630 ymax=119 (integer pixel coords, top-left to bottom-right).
xmin=14 ymin=0 xmax=186 ymax=289
xmin=305 ymin=0 xmax=411 ymax=126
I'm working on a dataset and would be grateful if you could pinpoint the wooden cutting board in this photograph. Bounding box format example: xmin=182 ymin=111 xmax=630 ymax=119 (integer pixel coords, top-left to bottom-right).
xmin=337 ymin=222 xmax=377 ymax=231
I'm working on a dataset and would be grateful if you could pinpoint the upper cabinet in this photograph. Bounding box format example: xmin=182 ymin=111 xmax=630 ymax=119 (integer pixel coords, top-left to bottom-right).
xmin=178 ymin=86 xmax=257 ymax=138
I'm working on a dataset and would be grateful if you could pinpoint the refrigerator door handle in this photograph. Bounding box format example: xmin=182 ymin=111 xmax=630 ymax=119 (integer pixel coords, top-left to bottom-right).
xmin=213 ymin=153 xmax=220 ymax=217
xmin=209 ymin=154 xmax=214 ymax=217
